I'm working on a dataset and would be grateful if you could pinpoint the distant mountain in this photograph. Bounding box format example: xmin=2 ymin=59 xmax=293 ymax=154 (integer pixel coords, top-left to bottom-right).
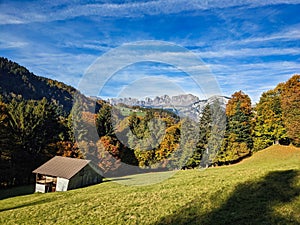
xmin=0 ymin=57 xmax=78 ymax=114
xmin=108 ymin=94 xmax=199 ymax=107
xmin=108 ymin=94 xmax=230 ymax=119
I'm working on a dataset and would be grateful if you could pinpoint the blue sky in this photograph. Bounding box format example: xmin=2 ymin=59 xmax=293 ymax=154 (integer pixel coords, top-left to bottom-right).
xmin=0 ymin=0 xmax=300 ymax=102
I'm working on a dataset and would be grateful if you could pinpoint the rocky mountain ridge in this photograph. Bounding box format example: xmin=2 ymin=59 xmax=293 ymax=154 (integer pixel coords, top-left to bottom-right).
xmin=108 ymin=94 xmax=200 ymax=107
xmin=108 ymin=94 xmax=230 ymax=119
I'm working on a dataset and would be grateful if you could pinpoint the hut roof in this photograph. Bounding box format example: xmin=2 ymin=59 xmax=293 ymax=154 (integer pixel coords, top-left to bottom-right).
xmin=33 ymin=156 xmax=91 ymax=179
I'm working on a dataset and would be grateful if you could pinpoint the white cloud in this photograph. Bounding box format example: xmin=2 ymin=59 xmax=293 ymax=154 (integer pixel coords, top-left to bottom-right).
xmin=78 ymin=41 xmax=222 ymax=98
xmin=198 ymin=47 xmax=300 ymax=58
xmin=208 ymin=61 xmax=300 ymax=102
xmin=178 ymin=24 xmax=300 ymax=52
xmin=0 ymin=40 xmax=28 ymax=49
xmin=61 ymin=41 xmax=112 ymax=52
xmin=0 ymin=14 xmax=24 ymax=25
xmin=237 ymin=27 xmax=300 ymax=44
xmin=116 ymin=76 xmax=187 ymax=99
xmin=1 ymin=0 xmax=300 ymax=25
xmin=11 ymin=52 xmax=97 ymax=88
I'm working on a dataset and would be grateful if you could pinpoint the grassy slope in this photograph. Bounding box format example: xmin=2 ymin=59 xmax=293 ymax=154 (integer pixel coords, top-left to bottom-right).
xmin=1 ymin=145 xmax=300 ymax=225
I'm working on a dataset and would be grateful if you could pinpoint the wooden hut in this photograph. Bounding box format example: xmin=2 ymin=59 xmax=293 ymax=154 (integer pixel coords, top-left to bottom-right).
xmin=32 ymin=156 xmax=103 ymax=193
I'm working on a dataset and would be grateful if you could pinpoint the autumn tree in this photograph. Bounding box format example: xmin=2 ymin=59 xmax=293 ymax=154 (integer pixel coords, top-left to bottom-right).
xmin=96 ymin=136 xmax=121 ymax=174
xmin=155 ymin=124 xmax=180 ymax=167
xmin=52 ymin=141 xmax=83 ymax=158
xmin=280 ymin=75 xmax=300 ymax=146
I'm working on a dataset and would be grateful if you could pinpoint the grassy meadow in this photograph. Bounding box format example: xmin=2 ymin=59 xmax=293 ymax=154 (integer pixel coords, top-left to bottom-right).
xmin=1 ymin=145 xmax=300 ymax=225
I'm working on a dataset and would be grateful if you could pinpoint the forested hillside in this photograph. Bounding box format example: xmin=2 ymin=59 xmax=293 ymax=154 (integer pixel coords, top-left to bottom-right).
xmin=0 ymin=58 xmax=96 ymax=187
xmin=0 ymin=57 xmax=77 ymax=114
xmin=0 ymin=57 xmax=299 ymax=189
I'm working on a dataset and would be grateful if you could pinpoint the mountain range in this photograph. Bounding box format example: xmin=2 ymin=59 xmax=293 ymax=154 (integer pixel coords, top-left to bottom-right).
xmin=108 ymin=94 xmax=230 ymax=119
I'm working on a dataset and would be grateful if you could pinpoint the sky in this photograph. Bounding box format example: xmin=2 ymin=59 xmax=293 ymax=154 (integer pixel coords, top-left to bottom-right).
xmin=0 ymin=0 xmax=300 ymax=102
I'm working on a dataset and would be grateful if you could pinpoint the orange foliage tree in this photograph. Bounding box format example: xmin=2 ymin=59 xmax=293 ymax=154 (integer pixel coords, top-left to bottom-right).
xmin=280 ymin=75 xmax=300 ymax=146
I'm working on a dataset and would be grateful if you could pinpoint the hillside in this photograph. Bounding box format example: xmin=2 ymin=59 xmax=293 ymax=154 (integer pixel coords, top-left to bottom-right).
xmin=0 ymin=57 xmax=103 ymax=188
xmin=240 ymin=145 xmax=300 ymax=167
xmin=0 ymin=57 xmax=78 ymax=114
xmin=1 ymin=145 xmax=299 ymax=224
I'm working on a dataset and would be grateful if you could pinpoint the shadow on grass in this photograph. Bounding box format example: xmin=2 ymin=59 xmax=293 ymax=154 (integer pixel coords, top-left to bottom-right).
xmin=0 ymin=199 xmax=52 ymax=212
xmin=102 ymin=177 xmax=132 ymax=183
xmin=0 ymin=194 xmax=58 ymax=212
xmin=0 ymin=184 xmax=35 ymax=200
xmin=156 ymin=170 xmax=300 ymax=225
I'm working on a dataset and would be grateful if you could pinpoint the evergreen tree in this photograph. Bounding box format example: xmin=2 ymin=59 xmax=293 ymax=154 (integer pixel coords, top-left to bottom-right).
xmin=204 ymin=99 xmax=226 ymax=167
xmin=96 ymin=103 xmax=114 ymax=138
xmin=5 ymin=98 xmax=63 ymax=185
xmin=0 ymin=97 xmax=11 ymax=149
xmin=0 ymin=97 xmax=14 ymax=186
xmin=170 ymin=118 xmax=199 ymax=169
xmin=215 ymin=91 xmax=253 ymax=164
xmin=126 ymin=111 xmax=166 ymax=168
xmin=68 ymin=93 xmax=89 ymax=142
xmin=229 ymin=103 xmax=253 ymax=148
xmin=7 ymin=98 xmax=62 ymax=155
xmin=185 ymin=104 xmax=212 ymax=169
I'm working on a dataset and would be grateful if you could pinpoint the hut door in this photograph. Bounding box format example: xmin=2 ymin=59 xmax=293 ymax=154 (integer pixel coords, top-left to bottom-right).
xmin=56 ymin=177 xmax=69 ymax=191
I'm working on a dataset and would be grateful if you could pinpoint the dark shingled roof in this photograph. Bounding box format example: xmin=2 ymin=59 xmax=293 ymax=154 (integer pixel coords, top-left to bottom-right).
xmin=32 ymin=156 xmax=91 ymax=179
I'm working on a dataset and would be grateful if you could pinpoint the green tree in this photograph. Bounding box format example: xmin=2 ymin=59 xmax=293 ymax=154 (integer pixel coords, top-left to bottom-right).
xmin=170 ymin=118 xmax=199 ymax=169
xmin=185 ymin=104 xmax=212 ymax=169
xmin=215 ymin=91 xmax=253 ymax=164
xmin=253 ymin=89 xmax=287 ymax=151
xmin=203 ymin=100 xmax=226 ymax=167
xmin=127 ymin=112 xmax=166 ymax=168
xmin=96 ymin=103 xmax=114 ymax=138
xmin=8 ymin=98 xmax=62 ymax=154
xmin=6 ymin=98 xmax=63 ymax=184
xmin=185 ymin=100 xmax=226 ymax=168
xmin=0 ymin=97 xmax=14 ymax=186
xmin=68 ymin=93 xmax=89 ymax=142
xmin=0 ymin=97 xmax=11 ymax=149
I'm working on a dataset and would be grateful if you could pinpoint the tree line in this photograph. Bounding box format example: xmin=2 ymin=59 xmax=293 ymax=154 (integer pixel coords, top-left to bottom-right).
xmin=0 ymin=72 xmax=299 ymax=187
xmin=57 ymin=74 xmax=300 ymax=173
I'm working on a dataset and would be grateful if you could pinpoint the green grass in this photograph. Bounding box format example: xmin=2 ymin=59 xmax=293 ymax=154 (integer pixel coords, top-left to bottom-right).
xmin=116 ymin=106 xmax=146 ymax=117
xmin=1 ymin=145 xmax=300 ymax=225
